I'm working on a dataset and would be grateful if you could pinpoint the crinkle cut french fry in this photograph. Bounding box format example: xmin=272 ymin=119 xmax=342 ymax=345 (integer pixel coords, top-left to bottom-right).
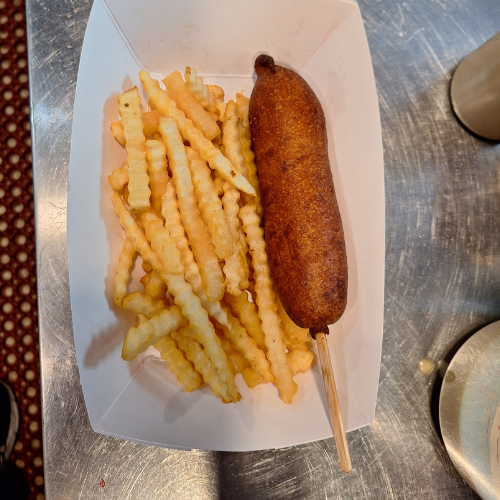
xmin=113 ymin=237 xmax=136 ymax=307
xmin=237 ymin=226 xmax=251 ymax=290
xmin=164 ymin=273 xmax=239 ymax=403
xmin=142 ymin=110 xmax=162 ymax=137
xmin=141 ymin=270 xmax=167 ymax=301
xmin=242 ymin=367 xmax=266 ymax=388
xmin=164 ymin=71 xmax=221 ymax=141
xmin=240 ymin=204 xmax=298 ymax=404
xmin=287 ymin=345 xmax=315 ymax=375
xmin=222 ymin=182 xmax=247 ymax=295
xmin=172 ymin=326 xmax=224 ymax=398
xmin=108 ymin=161 xmax=129 ymax=192
xmin=146 ymin=140 xmax=169 ymax=214
xmin=207 ymin=84 xmax=224 ymax=103
xmin=142 ymin=260 xmax=153 ymax=274
xmin=154 ymin=335 xmax=202 ymax=392
xmin=186 ymin=146 xmax=232 ymax=260
xmin=122 ymin=305 xmax=186 ymax=361
xmin=235 ymin=93 xmax=263 ymax=215
xmin=158 ymin=117 xmax=225 ymax=302
xmin=221 ymin=104 xmax=251 ymax=287
xmin=227 ymin=351 xmax=246 ymax=376
xmin=275 ymin=293 xmax=310 ymax=348
xmin=223 ymin=292 xmax=266 ymax=351
xmin=223 ymin=99 xmax=259 ymax=213
xmin=222 ymin=100 xmax=248 ymax=178
xmin=111 ymin=191 xmax=166 ymax=273
xmin=117 ymin=87 xmax=151 ymax=213
xmin=161 ymin=181 xmax=230 ymax=328
xmin=122 ymin=291 xmax=165 ymax=319
xmin=216 ymin=331 xmax=266 ymax=387
xmin=214 ymin=332 xmax=244 ymax=373
xmin=122 ymin=185 xmax=129 ymax=205
xmin=111 ymin=110 xmax=162 ymax=144
xmin=184 ymin=67 xmax=221 ymax=114
xmin=218 ymin=306 xmax=273 ymax=383
xmin=111 ymin=121 xmax=126 ymax=146
xmin=141 ymin=211 xmax=184 ymax=275
xmin=213 ymin=172 xmax=225 ymax=198
xmin=139 ymin=71 xmax=255 ymax=196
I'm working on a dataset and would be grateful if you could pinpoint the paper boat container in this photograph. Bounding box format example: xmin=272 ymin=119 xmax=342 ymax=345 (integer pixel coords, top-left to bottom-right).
xmin=67 ymin=0 xmax=384 ymax=451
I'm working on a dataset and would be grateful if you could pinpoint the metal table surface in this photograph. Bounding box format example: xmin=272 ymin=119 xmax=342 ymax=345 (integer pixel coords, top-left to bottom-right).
xmin=26 ymin=0 xmax=500 ymax=498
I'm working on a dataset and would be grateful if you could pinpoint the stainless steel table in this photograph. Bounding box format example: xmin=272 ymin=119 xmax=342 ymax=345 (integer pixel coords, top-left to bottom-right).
xmin=27 ymin=0 xmax=500 ymax=498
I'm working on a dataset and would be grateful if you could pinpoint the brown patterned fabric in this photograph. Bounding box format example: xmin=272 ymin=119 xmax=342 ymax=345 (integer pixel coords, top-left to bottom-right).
xmin=0 ymin=0 xmax=44 ymax=498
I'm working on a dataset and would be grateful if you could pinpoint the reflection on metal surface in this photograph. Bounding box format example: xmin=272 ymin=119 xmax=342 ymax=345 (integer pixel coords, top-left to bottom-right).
xmin=440 ymin=321 xmax=500 ymax=500
xmin=438 ymin=359 xmax=449 ymax=378
xmin=450 ymin=32 xmax=500 ymax=141
xmin=26 ymin=0 xmax=500 ymax=497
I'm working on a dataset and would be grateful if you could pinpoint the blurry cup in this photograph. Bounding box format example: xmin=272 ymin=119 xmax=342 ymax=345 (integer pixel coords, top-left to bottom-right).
xmin=450 ymin=31 xmax=500 ymax=141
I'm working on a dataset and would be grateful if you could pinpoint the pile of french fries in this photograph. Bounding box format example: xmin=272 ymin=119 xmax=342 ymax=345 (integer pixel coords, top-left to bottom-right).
xmin=109 ymin=68 xmax=314 ymax=404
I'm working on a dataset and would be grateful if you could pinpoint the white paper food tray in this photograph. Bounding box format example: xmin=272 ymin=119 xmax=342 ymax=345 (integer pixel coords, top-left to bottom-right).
xmin=67 ymin=0 xmax=385 ymax=451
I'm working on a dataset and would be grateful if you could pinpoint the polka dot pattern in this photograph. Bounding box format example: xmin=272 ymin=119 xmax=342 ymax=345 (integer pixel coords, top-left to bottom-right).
xmin=0 ymin=1 xmax=44 ymax=499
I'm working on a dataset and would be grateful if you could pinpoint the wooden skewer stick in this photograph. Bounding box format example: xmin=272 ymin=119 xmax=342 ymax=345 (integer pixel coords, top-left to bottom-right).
xmin=314 ymin=328 xmax=352 ymax=473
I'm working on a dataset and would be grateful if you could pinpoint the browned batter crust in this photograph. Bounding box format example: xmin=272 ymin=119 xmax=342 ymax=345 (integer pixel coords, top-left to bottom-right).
xmin=249 ymin=55 xmax=347 ymax=328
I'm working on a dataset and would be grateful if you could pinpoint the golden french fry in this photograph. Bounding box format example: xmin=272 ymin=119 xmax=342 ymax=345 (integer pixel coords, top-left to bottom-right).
xmin=154 ymin=335 xmax=202 ymax=392
xmin=145 ymin=140 xmax=169 ymax=214
xmin=216 ymin=102 xmax=227 ymax=122
xmin=218 ymin=306 xmax=274 ymax=383
xmin=111 ymin=121 xmax=126 ymax=146
xmin=122 ymin=185 xmax=129 ymax=205
xmin=240 ymin=204 xmax=298 ymax=404
xmin=242 ymin=367 xmax=266 ymax=388
xmin=164 ymin=71 xmax=221 ymax=141
xmin=221 ymin=103 xmax=251 ymax=287
xmin=185 ymin=147 xmax=232 ymax=260
xmin=172 ymin=326 xmax=226 ymax=399
xmin=223 ymin=99 xmax=257 ymax=213
xmin=108 ymin=161 xmax=129 ymax=192
xmin=141 ymin=270 xmax=167 ymax=301
xmin=237 ymin=220 xmax=250 ymax=290
xmin=235 ymin=93 xmax=263 ymax=215
xmin=122 ymin=305 xmax=186 ymax=361
xmin=221 ymin=181 xmax=247 ymax=295
xmin=287 ymin=345 xmax=315 ymax=375
xmin=142 ymin=109 xmax=162 ymax=137
xmin=223 ymin=291 xmax=266 ymax=351
xmin=111 ymin=191 xmax=167 ymax=275
xmin=215 ymin=332 xmax=244 ymax=372
xmin=158 ymin=117 xmax=225 ymax=302
xmin=111 ymin=110 xmax=162 ymax=146
xmin=117 ymin=87 xmax=151 ymax=213
xmin=161 ymin=181 xmax=230 ymax=328
xmin=184 ymin=67 xmax=222 ymax=113
xmin=122 ymin=291 xmax=165 ymax=319
xmin=275 ymin=293 xmax=310 ymax=348
xmin=216 ymin=332 xmax=266 ymax=387
xmin=213 ymin=172 xmax=225 ymax=197
xmin=139 ymin=71 xmax=255 ymax=196
xmin=207 ymin=84 xmax=224 ymax=103
xmin=227 ymin=351 xmax=246 ymax=376
xmin=222 ymin=101 xmax=248 ymax=178
xmin=141 ymin=211 xmax=184 ymax=275
xmin=142 ymin=260 xmax=153 ymax=274
xmin=113 ymin=238 xmax=136 ymax=307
